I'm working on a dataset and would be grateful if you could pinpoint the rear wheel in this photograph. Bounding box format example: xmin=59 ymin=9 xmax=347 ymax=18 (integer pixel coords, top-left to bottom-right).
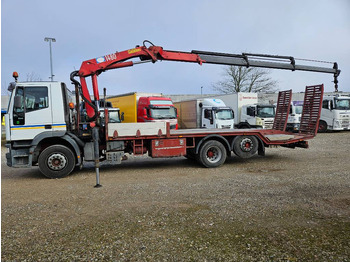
xmin=318 ymin=120 xmax=327 ymax=133
xmin=38 ymin=145 xmax=76 ymax=178
xmin=198 ymin=140 xmax=227 ymax=168
xmin=232 ymin=135 xmax=258 ymax=159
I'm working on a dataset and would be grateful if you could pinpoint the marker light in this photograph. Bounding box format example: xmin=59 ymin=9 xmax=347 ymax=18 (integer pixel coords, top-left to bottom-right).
xmin=69 ymin=102 xmax=75 ymax=109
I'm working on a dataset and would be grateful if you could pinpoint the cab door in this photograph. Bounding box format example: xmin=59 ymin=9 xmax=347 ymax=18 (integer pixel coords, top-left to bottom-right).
xmin=202 ymin=108 xmax=215 ymax=128
xmin=10 ymin=85 xmax=53 ymax=141
xmin=320 ymin=99 xmax=333 ymax=127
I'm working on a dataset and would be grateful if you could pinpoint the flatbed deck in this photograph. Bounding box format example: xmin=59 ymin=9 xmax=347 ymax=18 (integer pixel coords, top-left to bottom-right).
xmin=170 ymin=128 xmax=308 ymax=144
xmin=108 ymin=123 xmax=311 ymax=146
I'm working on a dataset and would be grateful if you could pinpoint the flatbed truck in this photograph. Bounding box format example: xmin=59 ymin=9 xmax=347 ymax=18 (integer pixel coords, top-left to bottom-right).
xmin=4 ymin=41 xmax=340 ymax=183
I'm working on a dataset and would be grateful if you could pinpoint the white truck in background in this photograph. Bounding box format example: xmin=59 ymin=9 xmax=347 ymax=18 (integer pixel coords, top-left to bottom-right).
xmin=286 ymin=101 xmax=303 ymax=132
xmin=214 ymin=93 xmax=275 ymax=129
xmin=319 ymin=94 xmax=350 ymax=132
xmin=80 ymin=100 xmax=122 ymax=124
xmin=174 ymin=98 xmax=234 ymax=129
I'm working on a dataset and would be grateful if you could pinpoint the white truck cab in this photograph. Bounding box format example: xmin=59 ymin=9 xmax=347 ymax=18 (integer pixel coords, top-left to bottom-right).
xmin=201 ymin=99 xmax=234 ymax=129
xmin=319 ymin=95 xmax=350 ymax=132
xmin=175 ymin=98 xmax=234 ymax=129
xmin=5 ymin=81 xmax=80 ymax=169
xmin=213 ymin=92 xmax=275 ymax=129
xmin=6 ymin=81 xmax=73 ymax=142
xmin=286 ymin=101 xmax=303 ymax=132
xmin=240 ymin=104 xmax=275 ymax=129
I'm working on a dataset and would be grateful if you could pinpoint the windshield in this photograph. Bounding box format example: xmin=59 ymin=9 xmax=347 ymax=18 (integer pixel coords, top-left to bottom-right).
xmin=257 ymin=106 xmax=275 ymax=118
xmin=334 ymin=99 xmax=350 ymax=110
xmin=294 ymin=105 xmax=303 ymax=114
xmin=150 ymin=107 xmax=177 ymax=119
xmin=100 ymin=110 xmax=121 ymax=123
xmin=215 ymin=109 xmax=234 ymax=120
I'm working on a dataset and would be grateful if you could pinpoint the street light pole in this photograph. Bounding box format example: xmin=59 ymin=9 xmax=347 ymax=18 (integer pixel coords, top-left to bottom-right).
xmin=44 ymin=37 xmax=56 ymax=81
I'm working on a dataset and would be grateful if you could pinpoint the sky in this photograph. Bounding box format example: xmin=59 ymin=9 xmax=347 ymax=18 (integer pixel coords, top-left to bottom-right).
xmin=1 ymin=0 xmax=350 ymax=97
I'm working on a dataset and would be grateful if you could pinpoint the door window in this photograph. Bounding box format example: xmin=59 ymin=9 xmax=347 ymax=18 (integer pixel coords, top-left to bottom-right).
xmin=13 ymin=87 xmax=24 ymax=125
xmin=204 ymin=109 xmax=212 ymax=119
xmin=12 ymin=86 xmax=48 ymax=125
xmin=322 ymin=100 xmax=329 ymax=109
xmin=25 ymin=87 xmax=48 ymax=112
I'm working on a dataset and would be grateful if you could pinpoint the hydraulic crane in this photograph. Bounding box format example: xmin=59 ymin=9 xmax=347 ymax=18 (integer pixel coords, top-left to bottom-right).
xmin=69 ymin=40 xmax=340 ymax=187
xmin=71 ymin=40 xmax=340 ymax=121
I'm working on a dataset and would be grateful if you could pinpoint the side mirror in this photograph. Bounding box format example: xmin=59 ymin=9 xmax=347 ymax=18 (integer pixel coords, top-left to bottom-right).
xmin=8 ymin=82 xmax=16 ymax=92
xmin=121 ymin=112 xmax=125 ymax=121
xmin=14 ymin=96 xmax=22 ymax=108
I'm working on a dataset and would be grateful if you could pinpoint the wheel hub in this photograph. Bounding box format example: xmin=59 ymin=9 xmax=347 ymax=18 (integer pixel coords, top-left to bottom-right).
xmin=48 ymin=153 xmax=67 ymax=171
xmin=206 ymin=146 xmax=222 ymax=163
xmin=240 ymin=138 xmax=253 ymax=152
xmin=207 ymin=150 xmax=215 ymax=158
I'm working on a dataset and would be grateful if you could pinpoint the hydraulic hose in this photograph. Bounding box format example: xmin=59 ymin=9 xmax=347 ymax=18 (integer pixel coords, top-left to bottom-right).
xmin=70 ymin=71 xmax=98 ymax=122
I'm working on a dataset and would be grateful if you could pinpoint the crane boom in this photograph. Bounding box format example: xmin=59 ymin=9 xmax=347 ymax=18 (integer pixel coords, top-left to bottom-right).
xmin=71 ymin=40 xmax=340 ymax=120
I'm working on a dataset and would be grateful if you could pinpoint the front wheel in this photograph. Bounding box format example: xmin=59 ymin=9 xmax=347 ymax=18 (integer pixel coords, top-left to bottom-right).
xmin=198 ymin=140 xmax=227 ymax=168
xmin=318 ymin=120 xmax=327 ymax=133
xmin=38 ymin=145 xmax=76 ymax=178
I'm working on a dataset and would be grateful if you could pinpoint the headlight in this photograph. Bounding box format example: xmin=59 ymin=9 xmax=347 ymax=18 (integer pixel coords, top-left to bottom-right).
xmin=256 ymin=119 xmax=263 ymax=126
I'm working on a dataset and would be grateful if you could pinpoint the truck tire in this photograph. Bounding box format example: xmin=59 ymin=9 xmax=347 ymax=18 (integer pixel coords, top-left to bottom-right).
xmin=318 ymin=120 xmax=327 ymax=133
xmin=238 ymin=123 xmax=250 ymax=129
xmin=38 ymin=145 xmax=76 ymax=179
xmin=232 ymin=135 xmax=258 ymax=159
xmin=198 ymin=140 xmax=227 ymax=168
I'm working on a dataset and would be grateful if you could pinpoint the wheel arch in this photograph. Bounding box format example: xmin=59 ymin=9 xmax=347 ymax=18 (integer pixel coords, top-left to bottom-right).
xmin=195 ymin=135 xmax=231 ymax=156
xmin=30 ymin=132 xmax=82 ymax=166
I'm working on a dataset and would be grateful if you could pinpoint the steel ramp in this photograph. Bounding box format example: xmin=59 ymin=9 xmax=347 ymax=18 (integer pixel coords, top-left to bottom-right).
xmin=298 ymin=84 xmax=324 ymax=136
xmin=273 ymin=89 xmax=292 ymax=131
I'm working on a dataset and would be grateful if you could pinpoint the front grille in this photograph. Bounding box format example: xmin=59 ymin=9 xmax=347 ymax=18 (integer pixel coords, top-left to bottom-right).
xmin=341 ymin=121 xmax=349 ymax=128
xmin=264 ymin=121 xmax=274 ymax=129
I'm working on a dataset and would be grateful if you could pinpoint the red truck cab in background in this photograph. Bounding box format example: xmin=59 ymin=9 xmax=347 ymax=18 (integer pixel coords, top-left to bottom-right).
xmin=108 ymin=93 xmax=178 ymax=129
xmin=137 ymin=96 xmax=178 ymax=129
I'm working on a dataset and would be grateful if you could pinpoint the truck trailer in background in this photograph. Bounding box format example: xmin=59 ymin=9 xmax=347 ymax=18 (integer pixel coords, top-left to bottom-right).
xmin=174 ymin=98 xmax=234 ymax=129
xmin=213 ymin=93 xmax=275 ymax=129
xmin=108 ymin=92 xmax=178 ymax=129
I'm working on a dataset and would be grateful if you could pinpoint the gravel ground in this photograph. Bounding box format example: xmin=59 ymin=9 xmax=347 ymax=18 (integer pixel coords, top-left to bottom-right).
xmin=1 ymin=132 xmax=350 ymax=261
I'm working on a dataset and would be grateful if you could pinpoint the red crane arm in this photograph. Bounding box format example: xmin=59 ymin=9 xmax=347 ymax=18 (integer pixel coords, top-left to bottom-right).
xmin=77 ymin=45 xmax=205 ymax=118
xmin=78 ymin=46 xmax=204 ymax=77
xmin=75 ymin=41 xmax=340 ymax=119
